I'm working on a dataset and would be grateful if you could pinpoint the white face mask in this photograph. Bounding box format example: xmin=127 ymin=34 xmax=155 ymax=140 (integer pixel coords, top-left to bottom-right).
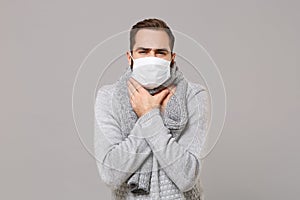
xmin=130 ymin=54 xmax=171 ymax=89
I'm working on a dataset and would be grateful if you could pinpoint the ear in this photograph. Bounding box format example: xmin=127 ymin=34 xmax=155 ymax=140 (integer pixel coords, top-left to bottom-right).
xmin=126 ymin=51 xmax=132 ymax=66
xmin=171 ymin=52 xmax=176 ymax=67
xmin=171 ymin=52 xmax=176 ymax=61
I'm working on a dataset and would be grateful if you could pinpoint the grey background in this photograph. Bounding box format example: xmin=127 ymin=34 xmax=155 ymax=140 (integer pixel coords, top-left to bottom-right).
xmin=1 ymin=0 xmax=299 ymax=199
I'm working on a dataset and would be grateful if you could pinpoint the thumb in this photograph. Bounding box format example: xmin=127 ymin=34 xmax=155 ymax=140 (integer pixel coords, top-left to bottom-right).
xmin=155 ymin=88 xmax=170 ymax=102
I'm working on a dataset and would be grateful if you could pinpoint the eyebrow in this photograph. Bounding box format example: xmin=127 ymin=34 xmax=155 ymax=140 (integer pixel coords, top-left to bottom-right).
xmin=134 ymin=47 xmax=170 ymax=52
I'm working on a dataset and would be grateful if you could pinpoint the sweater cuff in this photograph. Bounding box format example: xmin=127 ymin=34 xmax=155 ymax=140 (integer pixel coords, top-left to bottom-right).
xmin=131 ymin=107 xmax=167 ymax=139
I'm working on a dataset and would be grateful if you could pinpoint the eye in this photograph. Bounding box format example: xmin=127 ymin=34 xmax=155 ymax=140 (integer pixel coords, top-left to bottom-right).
xmin=138 ymin=51 xmax=147 ymax=54
xmin=157 ymin=51 xmax=167 ymax=55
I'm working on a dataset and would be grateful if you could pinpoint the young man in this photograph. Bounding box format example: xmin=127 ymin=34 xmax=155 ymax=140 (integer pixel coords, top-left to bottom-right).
xmin=94 ymin=18 xmax=210 ymax=199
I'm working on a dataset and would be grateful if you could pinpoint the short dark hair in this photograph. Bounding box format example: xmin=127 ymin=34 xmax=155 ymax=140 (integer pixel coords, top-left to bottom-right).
xmin=129 ymin=18 xmax=175 ymax=52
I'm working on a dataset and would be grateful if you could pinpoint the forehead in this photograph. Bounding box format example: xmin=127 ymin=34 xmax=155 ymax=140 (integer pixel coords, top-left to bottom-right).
xmin=133 ymin=29 xmax=170 ymax=50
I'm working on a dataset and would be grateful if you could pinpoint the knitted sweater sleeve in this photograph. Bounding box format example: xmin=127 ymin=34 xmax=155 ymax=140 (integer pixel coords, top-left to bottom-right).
xmin=131 ymin=83 xmax=210 ymax=192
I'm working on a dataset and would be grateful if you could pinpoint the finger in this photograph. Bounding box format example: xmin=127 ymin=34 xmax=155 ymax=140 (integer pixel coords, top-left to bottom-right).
xmin=155 ymin=88 xmax=170 ymax=100
xmin=127 ymin=83 xmax=134 ymax=97
xmin=129 ymin=77 xmax=145 ymax=93
xmin=127 ymin=80 xmax=134 ymax=96
xmin=129 ymin=96 xmax=136 ymax=107
xmin=127 ymin=86 xmax=136 ymax=104
xmin=167 ymin=84 xmax=176 ymax=95
xmin=127 ymin=79 xmax=138 ymax=96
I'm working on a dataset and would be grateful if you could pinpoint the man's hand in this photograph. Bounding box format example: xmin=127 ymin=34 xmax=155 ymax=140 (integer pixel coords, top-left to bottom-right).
xmin=160 ymin=84 xmax=176 ymax=113
xmin=127 ymin=77 xmax=170 ymax=118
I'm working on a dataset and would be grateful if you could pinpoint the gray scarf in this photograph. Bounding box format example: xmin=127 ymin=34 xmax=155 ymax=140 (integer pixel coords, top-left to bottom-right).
xmin=112 ymin=61 xmax=188 ymax=195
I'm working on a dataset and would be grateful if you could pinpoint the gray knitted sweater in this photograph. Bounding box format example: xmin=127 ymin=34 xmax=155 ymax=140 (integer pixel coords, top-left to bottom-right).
xmin=94 ymin=80 xmax=209 ymax=200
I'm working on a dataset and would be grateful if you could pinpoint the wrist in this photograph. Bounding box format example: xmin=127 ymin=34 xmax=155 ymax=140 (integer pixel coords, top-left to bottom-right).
xmin=140 ymin=106 xmax=159 ymax=118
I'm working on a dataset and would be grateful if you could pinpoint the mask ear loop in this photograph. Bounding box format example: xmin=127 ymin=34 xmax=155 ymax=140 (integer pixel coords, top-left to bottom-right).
xmin=129 ymin=51 xmax=134 ymax=70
